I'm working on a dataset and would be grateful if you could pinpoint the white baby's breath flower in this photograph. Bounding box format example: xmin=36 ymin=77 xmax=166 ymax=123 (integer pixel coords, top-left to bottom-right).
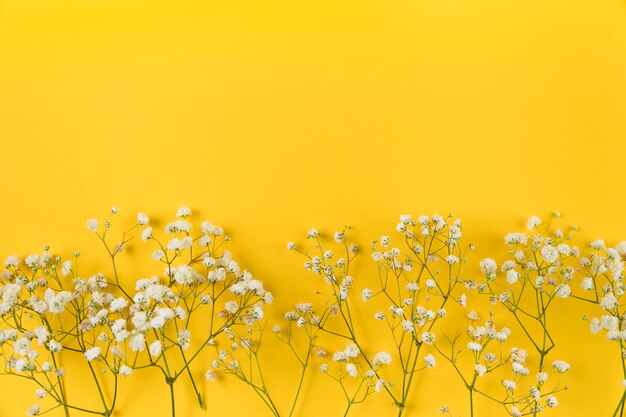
xmin=503 ymin=379 xmax=516 ymax=390
xmin=373 ymin=351 xmax=392 ymax=365
xmin=86 ymin=219 xmax=98 ymax=232
xmin=26 ymin=405 xmax=41 ymax=416
xmin=546 ymin=395 xmax=559 ymax=408
xmin=61 ymin=260 xmax=72 ymax=277
xmin=424 ymin=354 xmax=436 ymax=368
xmin=541 ymin=245 xmax=559 ymax=263
xmin=137 ymin=213 xmax=149 ymax=225
xmin=527 ymin=216 xmax=542 ymax=230
xmin=581 ymin=277 xmax=594 ymax=291
xmin=506 ymin=269 xmax=519 ymax=285
xmin=84 ymin=347 xmax=101 ymax=362
xmin=4 ymin=255 xmax=20 ymax=267
xmin=467 ymin=342 xmax=483 ymax=352
xmin=149 ymin=340 xmax=162 ymax=357
xmin=421 ymin=331 xmax=435 ymax=345
xmin=176 ymin=207 xmax=192 ymax=218
xmin=345 ymin=363 xmax=358 ymax=377
xmin=480 ymin=259 xmax=497 ymax=279
xmin=141 ymin=227 xmax=153 ymax=241
xmin=401 ymin=320 xmax=414 ymax=333
xmin=119 ymin=365 xmax=133 ymax=376
xmin=600 ymin=293 xmax=618 ymax=311
xmin=225 ymin=301 xmax=238 ymax=314
xmin=555 ymin=284 xmax=571 ymax=298
xmin=552 ymin=360 xmax=570 ymax=373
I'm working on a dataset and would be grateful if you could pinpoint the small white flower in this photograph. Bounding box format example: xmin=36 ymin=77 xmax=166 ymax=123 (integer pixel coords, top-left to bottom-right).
xmin=480 ymin=258 xmax=497 ymax=279
xmin=344 ymin=344 xmax=360 ymax=358
xmin=373 ymin=351 xmax=392 ymax=365
xmin=546 ymin=395 xmax=559 ymax=408
xmin=527 ymin=216 xmax=542 ymax=230
xmin=503 ymin=379 xmax=516 ymax=390
xmin=345 ymin=363 xmax=358 ymax=377
xmin=555 ymin=284 xmax=571 ymax=299
xmin=129 ymin=333 xmax=146 ymax=352
xmin=48 ymin=340 xmax=62 ymax=353
xmin=225 ymin=301 xmax=238 ymax=314
xmin=26 ymin=405 xmax=41 ymax=416
xmin=176 ymin=207 xmax=192 ymax=218
xmin=141 ymin=227 xmax=153 ymax=241
xmin=401 ymin=320 xmax=414 ymax=333
xmin=61 ymin=260 xmax=72 ymax=277
xmin=541 ymin=245 xmax=559 ymax=263
xmin=4 ymin=255 xmax=20 ymax=267
xmin=149 ymin=340 xmax=162 ymax=357
xmin=506 ymin=270 xmax=519 ymax=285
xmin=467 ymin=342 xmax=483 ymax=352
xmin=173 ymin=265 xmax=196 ymax=286
xmin=362 ymin=288 xmax=373 ymax=302
xmin=445 ymin=255 xmax=459 ymax=265
xmin=581 ymin=277 xmax=594 ymax=291
xmin=86 ymin=219 xmax=98 ymax=232
xmin=14 ymin=338 xmax=31 ymax=355
xmin=552 ymin=360 xmax=570 ymax=373
xmin=110 ymin=297 xmax=128 ymax=312
xmin=84 ymin=347 xmax=101 ymax=362
xmin=421 ymin=331 xmax=435 ymax=345
xmin=600 ymin=293 xmax=618 ymax=311
xmin=424 ymin=354 xmax=436 ymax=368
xmin=117 ymin=365 xmax=132 ymax=376
xmin=375 ymin=379 xmax=385 ymax=392
xmin=205 ymin=370 xmax=216 ymax=381
xmin=137 ymin=213 xmax=149 ymax=225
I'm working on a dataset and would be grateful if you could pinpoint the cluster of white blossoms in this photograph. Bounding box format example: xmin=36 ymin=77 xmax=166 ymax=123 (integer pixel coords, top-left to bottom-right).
xmin=571 ymin=238 xmax=626 ymax=408
xmin=284 ymin=214 xmax=474 ymax=416
xmin=465 ymin=316 xmax=511 ymax=378
xmin=480 ymin=214 xmax=579 ymax=308
xmin=1 ymin=243 xmax=133 ymax=416
xmin=0 ymin=207 xmax=269 ymax=417
xmin=318 ymin=342 xmax=392 ymax=404
xmin=4 ymin=210 xmax=626 ymax=417
xmin=577 ymin=241 xmax=626 ymax=339
xmin=502 ymin=351 xmax=570 ymax=416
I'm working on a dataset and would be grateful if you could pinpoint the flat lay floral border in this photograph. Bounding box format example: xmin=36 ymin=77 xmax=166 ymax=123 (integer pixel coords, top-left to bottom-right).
xmin=0 ymin=208 xmax=623 ymax=417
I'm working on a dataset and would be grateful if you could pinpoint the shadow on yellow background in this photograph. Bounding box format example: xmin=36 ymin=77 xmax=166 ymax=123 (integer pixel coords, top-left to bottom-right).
xmin=1 ymin=0 xmax=626 ymax=416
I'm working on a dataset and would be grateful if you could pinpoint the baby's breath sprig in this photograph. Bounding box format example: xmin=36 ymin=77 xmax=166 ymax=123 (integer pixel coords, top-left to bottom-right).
xmin=571 ymin=238 xmax=626 ymax=417
xmin=475 ymin=214 xmax=574 ymax=416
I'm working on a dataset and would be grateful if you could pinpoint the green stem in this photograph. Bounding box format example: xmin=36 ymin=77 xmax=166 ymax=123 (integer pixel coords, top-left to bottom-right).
xmin=288 ymin=341 xmax=313 ymax=417
xmin=612 ymin=390 xmax=626 ymax=417
xmin=86 ymin=362 xmax=109 ymax=414
xmin=169 ymin=382 xmax=176 ymax=417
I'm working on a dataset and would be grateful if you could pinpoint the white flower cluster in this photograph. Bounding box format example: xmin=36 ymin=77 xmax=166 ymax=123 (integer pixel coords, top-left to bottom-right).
xmin=0 ymin=207 xmax=269 ymax=417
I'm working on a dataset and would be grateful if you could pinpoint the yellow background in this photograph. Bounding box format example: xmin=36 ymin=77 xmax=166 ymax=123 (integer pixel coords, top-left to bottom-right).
xmin=1 ymin=0 xmax=626 ymax=416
